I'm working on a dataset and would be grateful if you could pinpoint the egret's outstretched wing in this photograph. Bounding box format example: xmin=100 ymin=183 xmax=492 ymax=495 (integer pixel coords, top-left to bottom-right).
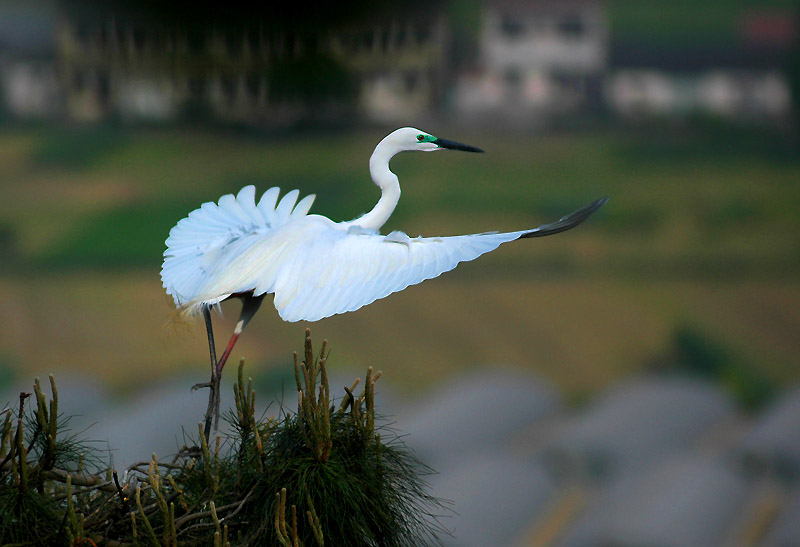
xmin=165 ymin=190 xmax=606 ymax=322
xmin=265 ymin=197 xmax=607 ymax=322
xmin=161 ymin=186 xmax=314 ymax=308
xmin=265 ymin=228 xmax=522 ymax=322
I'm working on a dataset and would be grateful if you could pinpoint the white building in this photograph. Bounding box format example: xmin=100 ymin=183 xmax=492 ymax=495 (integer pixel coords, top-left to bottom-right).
xmin=0 ymin=2 xmax=62 ymax=120
xmin=453 ymin=0 xmax=609 ymax=124
xmin=607 ymin=13 xmax=795 ymax=124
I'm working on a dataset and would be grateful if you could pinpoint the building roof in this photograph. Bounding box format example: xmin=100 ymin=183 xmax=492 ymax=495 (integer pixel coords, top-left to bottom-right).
xmin=611 ymin=42 xmax=793 ymax=72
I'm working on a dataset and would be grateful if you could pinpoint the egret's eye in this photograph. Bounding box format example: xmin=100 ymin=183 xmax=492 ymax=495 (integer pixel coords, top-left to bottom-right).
xmin=417 ymin=134 xmax=425 ymax=142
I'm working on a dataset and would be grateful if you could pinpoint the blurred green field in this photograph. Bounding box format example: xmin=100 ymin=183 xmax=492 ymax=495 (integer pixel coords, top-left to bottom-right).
xmin=0 ymin=125 xmax=798 ymax=403
xmin=610 ymin=0 xmax=797 ymax=44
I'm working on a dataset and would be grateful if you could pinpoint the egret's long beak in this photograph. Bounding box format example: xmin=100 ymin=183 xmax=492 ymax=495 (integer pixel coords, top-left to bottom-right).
xmin=433 ymin=138 xmax=484 ymax=153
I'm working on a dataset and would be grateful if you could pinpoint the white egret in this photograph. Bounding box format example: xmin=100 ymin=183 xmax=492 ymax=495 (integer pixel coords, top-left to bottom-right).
xmin=161 ymin=127 xmax=607 ymax=435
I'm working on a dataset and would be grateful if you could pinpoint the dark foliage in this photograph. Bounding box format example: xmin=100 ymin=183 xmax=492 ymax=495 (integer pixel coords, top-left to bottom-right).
xmin=0 ymin=330 xmax=447 ymax=546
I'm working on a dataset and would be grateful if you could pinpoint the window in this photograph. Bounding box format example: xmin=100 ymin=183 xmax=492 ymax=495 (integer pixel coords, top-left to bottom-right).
xmin=558 ymin=16 xmax=585 ymax=38
xmin=501 ymin=17 xmax=526 ymax=38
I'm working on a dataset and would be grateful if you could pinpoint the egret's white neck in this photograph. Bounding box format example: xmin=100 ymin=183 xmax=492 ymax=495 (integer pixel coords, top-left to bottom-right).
xmin=342 ymin=137 xmax=401 ymax=231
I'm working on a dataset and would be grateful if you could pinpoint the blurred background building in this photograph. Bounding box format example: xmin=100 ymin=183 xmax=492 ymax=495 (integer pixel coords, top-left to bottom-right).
xmin=0 ymin=0 xmax=796 ymax=128
xmin=609 ymin=11 xmax=794 ymax=124
xmin=452 ymin=0 xmax=608 ymax=126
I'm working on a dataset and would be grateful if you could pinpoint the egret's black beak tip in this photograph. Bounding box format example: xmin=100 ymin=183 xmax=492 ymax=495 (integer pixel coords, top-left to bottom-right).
xmin=433 ymin=138 xmax=484 ymax=154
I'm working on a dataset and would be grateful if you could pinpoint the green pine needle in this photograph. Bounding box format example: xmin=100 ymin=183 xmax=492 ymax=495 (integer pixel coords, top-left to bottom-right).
xmin=1 ymin=329 xmax=448 ymax=545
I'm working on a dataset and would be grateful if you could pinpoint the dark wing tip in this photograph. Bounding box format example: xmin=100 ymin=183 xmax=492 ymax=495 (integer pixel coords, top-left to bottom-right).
xmin=519 ymin=196 xmax=609 ymax=239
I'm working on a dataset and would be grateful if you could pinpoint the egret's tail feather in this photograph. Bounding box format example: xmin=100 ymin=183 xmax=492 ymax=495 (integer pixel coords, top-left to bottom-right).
xmin=174 ymin=299 xmax=224 ymax=323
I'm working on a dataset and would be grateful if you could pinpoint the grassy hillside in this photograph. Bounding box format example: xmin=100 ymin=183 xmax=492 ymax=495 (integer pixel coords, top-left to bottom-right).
xmin=0 ymin=124 xmax=797 ymax=401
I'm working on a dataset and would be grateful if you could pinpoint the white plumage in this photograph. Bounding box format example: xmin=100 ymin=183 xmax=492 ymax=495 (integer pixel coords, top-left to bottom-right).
xmin=162 ymin=183 xmax=534 ymax=322
xmin=161 ymin=127 xmax=606 ymax=435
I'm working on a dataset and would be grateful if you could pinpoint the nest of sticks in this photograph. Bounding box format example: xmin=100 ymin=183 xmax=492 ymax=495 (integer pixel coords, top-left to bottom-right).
xmin=0 ymin=329 xmax=447 ymax=546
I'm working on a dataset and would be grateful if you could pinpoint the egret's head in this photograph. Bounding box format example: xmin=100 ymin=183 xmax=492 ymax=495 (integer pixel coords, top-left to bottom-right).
xmin=384 ymin=127 xmax=484 ymax=154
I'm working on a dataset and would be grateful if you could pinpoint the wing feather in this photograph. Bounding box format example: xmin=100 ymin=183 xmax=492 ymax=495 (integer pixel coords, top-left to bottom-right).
xmin=161 ymin=186 xmax=316 ymax=310
xmin=257 ymin=187 xmax=281 ymax=225
xmin=275 ymin=189 xmax=300 ymax=219
xmin=235 ymin=186 xmax=263 ymax=228
xmin=269 ymin=228 xmax=528 ymax=322
xmin=291 ymin=194 xmax=316 ymax=219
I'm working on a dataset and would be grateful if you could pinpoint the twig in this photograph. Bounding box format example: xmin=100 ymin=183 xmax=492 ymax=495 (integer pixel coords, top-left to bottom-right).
xmin=0 ymin=463 xmax=125 ymax=496
xmin=52 ymin=484 xmax=113 ymax=501
xmin=134 ymin=486 xmax=159 ymax=545
xmin=126 ymin=460 xmax=191 ymax=473
xmin=0 ymin=392 xmax=30 ymax=479
xmin=173 ymin=488 xmax=255 ymax=530
xmin=113 ymin=470 xmax=130 ymax=512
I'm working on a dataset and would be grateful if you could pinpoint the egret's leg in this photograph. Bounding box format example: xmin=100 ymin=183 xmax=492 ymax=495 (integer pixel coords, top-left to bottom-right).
xmin=201 ymin=294 xmax=265 ymax=437
xmin=203 ymin=304 xmax=218 ymax=370
xmin=200 ymin=304 xmax=219 ymax=440
xmin=214 ymin=294 xmax=265 ymax=376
